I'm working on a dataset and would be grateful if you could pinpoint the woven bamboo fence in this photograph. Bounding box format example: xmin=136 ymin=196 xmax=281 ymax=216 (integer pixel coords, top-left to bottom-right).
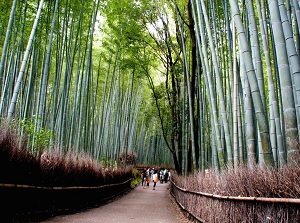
xmin=1 ymin=178 xmax=132 ymax=222
xmin=170 ymin=178 xmax=300 ymax=223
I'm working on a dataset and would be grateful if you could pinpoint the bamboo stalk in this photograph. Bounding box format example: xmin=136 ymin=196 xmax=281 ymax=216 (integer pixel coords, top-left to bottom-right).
xmin=7 ymin=0 xmax=45 ymax=120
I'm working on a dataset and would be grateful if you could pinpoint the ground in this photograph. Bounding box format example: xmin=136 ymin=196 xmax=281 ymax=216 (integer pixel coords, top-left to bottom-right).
xmin=41 ymin=181 xmax=194 ymax=223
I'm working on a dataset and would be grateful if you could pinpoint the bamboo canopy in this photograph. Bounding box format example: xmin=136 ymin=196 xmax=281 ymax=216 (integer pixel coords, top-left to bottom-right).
xmin=0 ymin=0 xmax=299 ymax=173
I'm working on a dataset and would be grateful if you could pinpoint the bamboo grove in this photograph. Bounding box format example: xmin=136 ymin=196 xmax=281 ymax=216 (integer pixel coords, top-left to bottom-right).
xmin=172 ymin=0 xmax=300 ymax=173
xmin=0 ymin=0 xmax=299 ymax=174
xmin=0 ymin=0 xmax=173 ymax=168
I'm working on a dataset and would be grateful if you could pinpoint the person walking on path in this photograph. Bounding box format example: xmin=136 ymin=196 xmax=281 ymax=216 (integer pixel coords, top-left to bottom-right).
xmin=160 ymin=168 xmax=165 ymax=184
xmin=164 ymin=169 xmax=169 ymax=183
xmin=143 ymin=167 xmax=150 ymax=189
xmin=141 ymin=168 xmax=147 ymax=187
xmin=152 ymin=170 xmax=159 ymax=190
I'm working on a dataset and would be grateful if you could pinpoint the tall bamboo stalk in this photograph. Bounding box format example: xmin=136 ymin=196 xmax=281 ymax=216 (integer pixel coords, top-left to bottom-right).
xmin=0 ymin=0 xmax=17 ymax=90
xmin=268 ymin=0 xmax=299 ymax=164
xmin=7 ymin=0 xmax=45 ymax=120
xmin=228 ymin=0 xmax=274 ymax=166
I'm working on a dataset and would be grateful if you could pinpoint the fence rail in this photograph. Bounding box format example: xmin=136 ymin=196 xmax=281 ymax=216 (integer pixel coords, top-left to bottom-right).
xmin=0 ymin=178 xmax=132 ymax=190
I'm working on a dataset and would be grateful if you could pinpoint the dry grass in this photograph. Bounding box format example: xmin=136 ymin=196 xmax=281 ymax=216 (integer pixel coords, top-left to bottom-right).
xmin=0 ymin=124 xmax=132 ymax=187
xmin=171 ymin=165 xmax=300 ymax=223
xmin=0 ymin=124 xmax=133 ymax=221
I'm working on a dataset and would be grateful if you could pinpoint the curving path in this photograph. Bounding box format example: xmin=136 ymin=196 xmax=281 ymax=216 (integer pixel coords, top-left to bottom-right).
xmin=41 ymin=181 xmax=193 ymax=223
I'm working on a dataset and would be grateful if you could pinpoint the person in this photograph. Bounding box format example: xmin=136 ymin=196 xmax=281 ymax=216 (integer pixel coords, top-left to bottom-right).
xmin=159 ymin=168 xmax=164 ymax=184
xmin=150 ymin=167 xmax=155 ymax=176
xmin=152 ymin=170 xmax=159 ymax=190
xmin=143 ymin=167 xmax=150 ymax=189
xmin=141 ymin=168 xmax=147 ymax=187
xmin=164 ymin=169 xmax=169 ymax=183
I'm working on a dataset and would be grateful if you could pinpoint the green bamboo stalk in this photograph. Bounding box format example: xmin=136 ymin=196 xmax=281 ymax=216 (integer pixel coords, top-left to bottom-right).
xmin=177 ymin=10 xmax=197 ymax=170
xmin=181 ymin=80 xmax=187 ymax=175
xmin=38 ymin=0 xmax=59 ymax=127
xmin=68 ymin=17 xmax=84 ymax=150
xmin=246 ymin=0 xmax=266 ymax=111
xmin=0 ymin=0 xmax=17 ymax=89
xmin=291 ymin=0 xmax=300 ymax=56
xmin=241 ymin=56 xmax=257 ymax=167
xmin=198 ymin=0 xmax=233 ymax=165
xmin=268 ymin=0 xmax=299 ymax=164
xmin=237 ymin=85 xmax=245 ymax=163
xmin=233 ymin=22 xmax=239 ymax=167
xmin=192 ymin=0 xmax=225 ymax=168
xmin=254 ymin=0 xmax=284 ymax=167
xmin=278 ymin=0 xmax=300 ymax=145
xmin=7 ymin=0 xmax=45 ymax=120
xmin=228 ymin=0 xmax=274 ymax=166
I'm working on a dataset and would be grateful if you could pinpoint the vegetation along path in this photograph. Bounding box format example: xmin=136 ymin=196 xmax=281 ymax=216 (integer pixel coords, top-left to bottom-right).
xmin=41 ymin=182 xmax=193 ymax=223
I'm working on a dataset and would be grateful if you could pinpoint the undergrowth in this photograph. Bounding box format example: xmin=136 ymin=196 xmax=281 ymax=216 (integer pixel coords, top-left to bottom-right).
xmin=171 ymin=165 xmax=300 ymax=222
xmin=172 ymin=165 xmax=300 ymax=198
xmin=0 ymin=123 xmax=134 ymax=222
xmin=0 ymin=124 xmax=133 ymax=187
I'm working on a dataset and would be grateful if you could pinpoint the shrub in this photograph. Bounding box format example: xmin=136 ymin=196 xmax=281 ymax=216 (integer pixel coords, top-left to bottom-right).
xmin=131 ymin=168 xmax=142 ymax=188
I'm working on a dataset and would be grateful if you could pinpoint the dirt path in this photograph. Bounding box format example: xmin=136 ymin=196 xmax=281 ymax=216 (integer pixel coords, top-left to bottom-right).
xmin=41 ymin=182 xmax=193 ymax=223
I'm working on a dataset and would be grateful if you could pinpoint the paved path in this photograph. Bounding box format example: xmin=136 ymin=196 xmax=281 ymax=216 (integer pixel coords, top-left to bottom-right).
xmin=41 ymin=182 xmax=193 ymax=223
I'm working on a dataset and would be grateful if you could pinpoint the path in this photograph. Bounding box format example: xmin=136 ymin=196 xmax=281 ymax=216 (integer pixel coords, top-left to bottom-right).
xmin=41 ymin=182 xmax=193 ymax=223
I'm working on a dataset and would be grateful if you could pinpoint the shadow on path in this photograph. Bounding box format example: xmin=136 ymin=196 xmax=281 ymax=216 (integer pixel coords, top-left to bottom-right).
xmin=41 ymin=182 xmax=192 ymax=223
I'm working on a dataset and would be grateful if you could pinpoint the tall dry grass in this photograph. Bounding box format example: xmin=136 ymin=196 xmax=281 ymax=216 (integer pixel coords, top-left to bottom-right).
xmin=0 ymin=124 xmax=132 ymax=187
xmin=170 ymin=165 xmax=300 ymax=222
xmin=0 ymin=124 xmax=133 ymax=221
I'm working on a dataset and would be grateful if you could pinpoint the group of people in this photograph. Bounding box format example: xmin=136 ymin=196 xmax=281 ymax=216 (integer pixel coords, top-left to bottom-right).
xmin=141 ymin=167 xmax=170 ymax=190
xmin=159 ymin=168 xmax=170 ymax=183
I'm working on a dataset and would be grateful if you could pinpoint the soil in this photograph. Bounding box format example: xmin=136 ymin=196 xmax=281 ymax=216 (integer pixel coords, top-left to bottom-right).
xmin=40 ymin=181 xmax=194 ymax=223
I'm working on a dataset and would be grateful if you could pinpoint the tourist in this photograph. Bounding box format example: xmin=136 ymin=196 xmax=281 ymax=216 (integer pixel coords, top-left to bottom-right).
xmin=141 ymin=168 xmax=147 ymax=187
xmin=152 ymin=170 xmax=159 ymax=190
xmin=159 ymin=168 xmax=164 ymax=183
xmin=164 ymin=169 xmax=169 ymax=183
xmin=143 ymin=167 xmax=150 ymax=189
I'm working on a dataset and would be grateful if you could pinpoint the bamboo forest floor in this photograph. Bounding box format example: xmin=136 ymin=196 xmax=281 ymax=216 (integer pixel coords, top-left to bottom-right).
xmin=40 ymin=181 xmax=193 ymax=223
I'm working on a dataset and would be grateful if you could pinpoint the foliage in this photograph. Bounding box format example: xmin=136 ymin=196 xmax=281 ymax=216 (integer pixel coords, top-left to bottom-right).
xmin=17 ymin=117 xmax=55 ymax=153
xmin=0 ymin=0 xmax=13 ymax=41
xmin=130 ymin=168 xmax=142 ymax=188
xmin=119 ymin=150 xmax=137 ymax=166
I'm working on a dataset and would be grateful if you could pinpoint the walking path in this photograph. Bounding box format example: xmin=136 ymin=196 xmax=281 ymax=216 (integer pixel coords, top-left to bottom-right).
xmin=41 ymin=182 xmax=193 ymax=223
